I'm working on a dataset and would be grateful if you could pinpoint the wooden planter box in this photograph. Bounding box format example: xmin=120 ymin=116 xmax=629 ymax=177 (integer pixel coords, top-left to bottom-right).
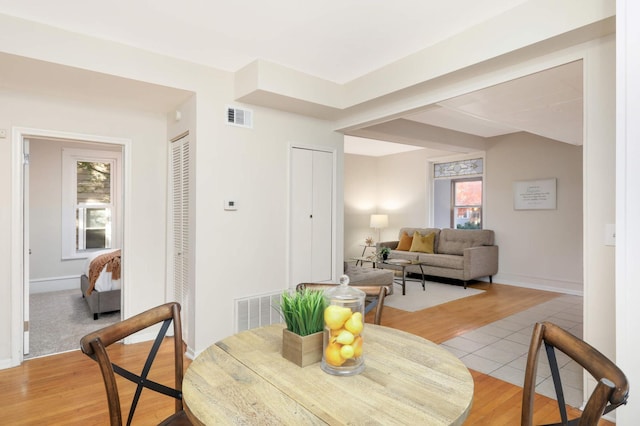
xmin=282 ymin=329 xmax=323 ymax=367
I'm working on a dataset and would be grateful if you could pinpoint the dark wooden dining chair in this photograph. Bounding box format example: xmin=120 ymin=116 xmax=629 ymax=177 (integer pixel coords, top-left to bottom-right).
xmin=521 ymin=321 xmax=629 ymax=426
xmin=80 ymin=302 xmax=192 ymax=426
xmin=296 ymin=282 xmax=390 ymax=325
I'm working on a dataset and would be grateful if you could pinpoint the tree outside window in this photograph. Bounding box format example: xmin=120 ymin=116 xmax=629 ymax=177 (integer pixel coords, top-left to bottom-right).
xmin=62 ymin=148 xmax=120 ymax=259
xmin=452 ymin=179 xmax=482 ymax=229
xmin=76 ymin=161 xmax=112 ymax=250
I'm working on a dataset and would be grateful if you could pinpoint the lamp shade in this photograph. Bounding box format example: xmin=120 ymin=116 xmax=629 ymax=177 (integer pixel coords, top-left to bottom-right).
xmin=370 ymin=214 xmax=388 ymax=229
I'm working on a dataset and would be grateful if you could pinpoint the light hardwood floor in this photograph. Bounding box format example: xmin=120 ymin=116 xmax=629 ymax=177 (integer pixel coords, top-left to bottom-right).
xmin=0 ymin=282 xmax=613 ymax=425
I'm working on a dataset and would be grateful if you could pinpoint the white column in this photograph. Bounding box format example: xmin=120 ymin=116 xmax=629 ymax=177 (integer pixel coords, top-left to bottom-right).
xmin=616 ymin=0 xmax=640 ymax=424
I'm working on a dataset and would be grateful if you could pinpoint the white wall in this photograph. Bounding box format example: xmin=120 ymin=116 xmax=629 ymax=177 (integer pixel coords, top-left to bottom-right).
xmin=344 ymin=149 xmax=431 ymax=259
xmin=190 ymin=102 xmax=343 ymax=352
xmin=377 ymin=150 xmax=431 ymax=234
xmin=582 ymin=34 xmax=617 ymax=403
xmin=0 ymin=111 xmax=11 ymax=366
xmin=29 ymin=139 xmax=85 ymax=281
xmin=486 ymin=133 xmax=583 ymax=293
xmin=344 ymin=154 xmax=378 ymax=259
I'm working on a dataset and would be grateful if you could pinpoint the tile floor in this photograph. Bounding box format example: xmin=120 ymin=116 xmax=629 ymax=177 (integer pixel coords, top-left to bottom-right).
xmin=440 ymin=294 xmax=585 ymax=408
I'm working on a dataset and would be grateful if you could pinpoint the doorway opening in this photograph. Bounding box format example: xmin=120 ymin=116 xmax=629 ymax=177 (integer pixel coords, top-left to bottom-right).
xmin=12 ymin=127 xmax=129 ymax=362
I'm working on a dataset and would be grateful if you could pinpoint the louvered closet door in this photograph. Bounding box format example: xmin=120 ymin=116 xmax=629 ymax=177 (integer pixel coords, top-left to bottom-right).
xmin=170 ymin=135 xmax=190 ymax=321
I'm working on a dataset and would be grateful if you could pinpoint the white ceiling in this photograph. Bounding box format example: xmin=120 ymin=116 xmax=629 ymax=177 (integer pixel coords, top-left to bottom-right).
xmin=346 ymin=60 xmax=583 ymax=156
xmin=343 ymin=137 xmax=425 ymax=158
xmin=0 ymin=0 xmax=529 ymax=84
xmin=0 ymin=1 xmax=582 ymax=155
xmin=406 ymin=60 xmax=583 ymax=144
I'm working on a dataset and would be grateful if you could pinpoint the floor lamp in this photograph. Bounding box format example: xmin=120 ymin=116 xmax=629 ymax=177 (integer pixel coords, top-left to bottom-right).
xmin=370 ymin=214 xmax=389 ymax=243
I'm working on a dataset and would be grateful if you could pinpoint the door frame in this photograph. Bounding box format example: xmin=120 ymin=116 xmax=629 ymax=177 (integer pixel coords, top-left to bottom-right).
xmin=10 ymin=127 xmax=131 ymax=367
xmin=22 ymin=139 xmax=30 ymax=355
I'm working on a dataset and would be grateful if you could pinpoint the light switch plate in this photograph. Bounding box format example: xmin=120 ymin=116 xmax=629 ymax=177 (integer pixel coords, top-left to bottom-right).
xmin=224 ymin=200 xmax=237 ymax=211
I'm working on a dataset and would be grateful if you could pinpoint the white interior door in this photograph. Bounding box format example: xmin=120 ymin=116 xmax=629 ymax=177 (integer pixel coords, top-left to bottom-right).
xmin=23 ymin=138 xmax=30 ymax=355
xmin=291 ymin=148 xmax=313 ymax=287
xmin=311 ymin=150 xmax=333 ymax=281
xmin=290 ymin=147 xmax=333 ymax=286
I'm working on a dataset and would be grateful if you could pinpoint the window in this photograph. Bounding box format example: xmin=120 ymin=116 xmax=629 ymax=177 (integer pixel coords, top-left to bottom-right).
xmin=434 ymin=158 xmax=483 ymax=178
xmin=452 ymin=178 xmax=482 ymax=229
xmin=76 ymin=161 xmax=112 ymax=250
xmin=62 ymin=149 xmax=121 ymax=259
xmin=432 ymin=157 xmax=484 ymax=230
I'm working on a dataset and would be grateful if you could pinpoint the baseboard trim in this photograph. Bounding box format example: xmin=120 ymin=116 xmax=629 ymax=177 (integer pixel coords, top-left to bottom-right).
xmin=406 ymin=273 xmax=583 ymax=296
xmin=30 ymin=275 xmax=81 ymax=294
xmin=494 ymin=273 xmax=583 ymax=296
xmin=185 ymin=346 xmax=197 ymax=360
xmin=0 ymin=357 xmax=19 ymax=370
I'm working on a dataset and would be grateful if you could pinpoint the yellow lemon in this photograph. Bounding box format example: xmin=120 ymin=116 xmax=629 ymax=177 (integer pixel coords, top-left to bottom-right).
xmin=340 ymin=344 xmax=355 ymax=359
xmin=344 ymin=312 xmax=364 ymax=335
xmin=352 ymin=336 xmax=363 ymax=357
xmin=335 ymin=330 xmax=355 ymax=345
xmin=325 ymin=342 xmax=345 ymax=366
xmin=324 ymin=306 xmax=352 ymax=330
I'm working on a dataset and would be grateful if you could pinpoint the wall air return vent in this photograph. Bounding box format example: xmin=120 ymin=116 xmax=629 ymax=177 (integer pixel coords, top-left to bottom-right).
xmin=234 ymin=290 xmax=282 ymax=332
xmin=226 ymin=106 xmax=253 ymax=128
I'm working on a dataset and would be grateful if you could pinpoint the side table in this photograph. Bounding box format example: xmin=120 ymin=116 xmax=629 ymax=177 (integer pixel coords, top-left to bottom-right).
xmin=355 ymin=244 xmax=376 ymax=266
xmin=351 ymin=256 xmax=377 ymax=269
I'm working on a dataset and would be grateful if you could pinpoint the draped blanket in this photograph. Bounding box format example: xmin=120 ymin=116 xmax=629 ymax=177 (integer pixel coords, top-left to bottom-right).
xmin=87 ymin=249 xmax=121 ymax=295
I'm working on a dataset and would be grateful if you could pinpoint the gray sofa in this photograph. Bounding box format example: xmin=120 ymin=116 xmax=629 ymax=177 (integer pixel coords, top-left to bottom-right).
xmin=377 ymin=227 xmax=498 ymax=288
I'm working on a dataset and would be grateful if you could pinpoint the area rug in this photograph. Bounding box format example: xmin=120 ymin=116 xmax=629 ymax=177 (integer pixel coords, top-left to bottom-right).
xmin=384 ymin=280 xmax=484 ymax=312
xmin=26 ymin=289 xmax=120 ymax=359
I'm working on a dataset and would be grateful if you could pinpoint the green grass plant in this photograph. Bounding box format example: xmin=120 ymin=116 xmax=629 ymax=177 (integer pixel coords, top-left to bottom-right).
xmin=277 ymin=289 xmax=326 ymax=336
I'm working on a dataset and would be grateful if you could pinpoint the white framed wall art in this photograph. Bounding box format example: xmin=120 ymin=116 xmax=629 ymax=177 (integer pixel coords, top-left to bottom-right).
xmin=513 ymin=178 xmax=557 ymax=210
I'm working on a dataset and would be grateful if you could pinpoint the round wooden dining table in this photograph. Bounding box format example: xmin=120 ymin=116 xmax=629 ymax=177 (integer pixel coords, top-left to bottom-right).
xmin=183 ymin=323 xmax=473 ymax=425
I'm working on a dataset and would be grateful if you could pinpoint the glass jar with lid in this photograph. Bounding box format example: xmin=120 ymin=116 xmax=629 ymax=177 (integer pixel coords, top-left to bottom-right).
xmin=321 ymin=275 xmax=366 ymax=375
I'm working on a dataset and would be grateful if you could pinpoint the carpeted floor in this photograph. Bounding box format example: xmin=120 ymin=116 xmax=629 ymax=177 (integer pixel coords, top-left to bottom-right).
xmin=26 ymin=289 xmax=120 ymax=359
xmin=384 ymin=280 xmax=484 ymax=312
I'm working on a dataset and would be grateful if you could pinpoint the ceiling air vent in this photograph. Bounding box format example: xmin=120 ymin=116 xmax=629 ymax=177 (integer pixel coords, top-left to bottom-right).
xmin=226 ymin=106 xmax=253 ymax=128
